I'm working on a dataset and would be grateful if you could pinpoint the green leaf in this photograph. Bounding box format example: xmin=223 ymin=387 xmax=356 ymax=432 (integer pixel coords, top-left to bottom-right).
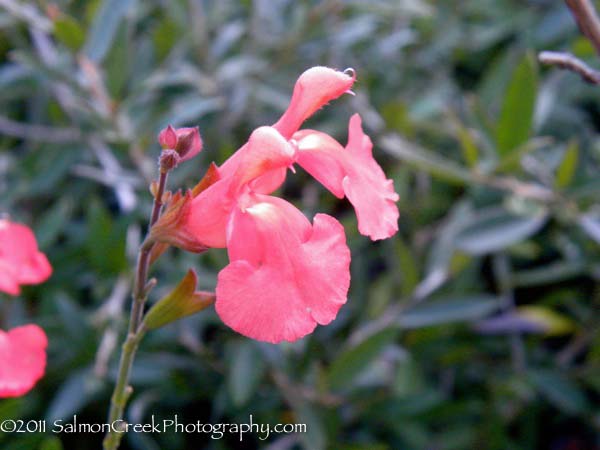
xmin=143 ymin=270 xmax=214 ymax=330
xmin=83 ymin=0 xmax=134 ymax=62
xmin=381 ymin=135 xmax=474 ymax=185
xmin=495 ymin=53 xmax=538 ymax=157
xmin=456 ymin=122 xmax=478 ymax=168
xmin=516 ymin=306 xmax=576 ymax=336
xmin=153 ymin=19 xmax=179 ymax=61
xmin=294 ymin=403 xmax=326 ymax=450
xmin=556 ymin=140 xmax=579 ymax=189
xmin=395 ymin=236 xmax=419 ymax=296
xmin=455 ymin=208 xmax=547 ymax=255
xmin=86 ymin=200 xmax=127 ymax=275
xmin=227 ymin=341 xmax=265 ymax=407
xmin=398 ymin=295 xmax=502 ymax=328
xmin=529 ymin=369 xmax=588 ymax=414
xmin=45 ymin=368 xmax=103 ymax=423
xmin=327 ymin=327 xmax=399 ymax=390
xmin=40 ymin=437 xmax=64 ymax=450
xmin=53 ymin=15 xmax=85 ymax=51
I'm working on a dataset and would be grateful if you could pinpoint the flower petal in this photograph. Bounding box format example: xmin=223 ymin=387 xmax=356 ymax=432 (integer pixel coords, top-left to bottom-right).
xmin=175 ymin=127 xmax=203 ymax=162
xmin=294 ymin=114 xmax=399 ymax=240
xmin=0 ymin=220 xmax=52 ymax=295
xmin=215 ymin=194 xmax=350 ymax=343
xmin=185 ymin=127 xmax=297 ymax=248
xmin=273 ymin=66 xmax=356 ymax=139
xmin=0 ymin=325 xmax=47 ymax=397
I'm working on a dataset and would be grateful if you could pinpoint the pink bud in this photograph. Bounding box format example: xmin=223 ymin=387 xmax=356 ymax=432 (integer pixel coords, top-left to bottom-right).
xmin=174 ymin=127 xmax=203 ymax=162
xmin=158 ymin=125 xmax=178 ymax=149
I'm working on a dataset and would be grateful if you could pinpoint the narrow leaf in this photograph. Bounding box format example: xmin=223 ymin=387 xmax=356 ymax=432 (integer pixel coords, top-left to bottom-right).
xmin=227 ymin=342 xmax=265 ymax=407
xmin=143 ymin=270 xmax=214 ymax=330
xmin=495 ymin=53 xmax=538 ymax=156
xmin=328 ymin=328 xmax=399 ymax=390
xmin=529 ymin=369 xmax=588 ymax=414
xmin=455 ymin=208 xmax=547 ymax=255
xmin=556 ymin=140 xmax=579 ymax=189
xmin=399 ymin=295 xmax=502 ymax=329
xmin=83 ymin=0 xmax=134 ymax=62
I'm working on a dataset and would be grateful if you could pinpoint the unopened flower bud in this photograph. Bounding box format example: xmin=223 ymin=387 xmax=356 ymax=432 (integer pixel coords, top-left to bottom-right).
xmin=158 ymin=125 xmax=177 ymax=149
xmin=157 ymin=125 xmax=203 ymax=164
xmin=174 ymin=127 xmax=202 ymax=162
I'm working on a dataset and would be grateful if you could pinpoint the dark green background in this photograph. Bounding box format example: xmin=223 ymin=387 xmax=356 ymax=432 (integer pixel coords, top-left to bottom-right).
xmin=0 ymin=0 xmax=599 ymax=449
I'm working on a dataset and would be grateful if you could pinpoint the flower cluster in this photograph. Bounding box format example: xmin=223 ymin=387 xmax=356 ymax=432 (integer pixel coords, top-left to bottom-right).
xmin=152 ymin=67 xmax=399 ymax=343
xmin=0 ymin=219 xmax=51 ymax=397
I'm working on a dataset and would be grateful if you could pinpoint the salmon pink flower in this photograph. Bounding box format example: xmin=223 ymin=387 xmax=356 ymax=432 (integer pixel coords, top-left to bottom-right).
xmin=293 ymin=114 xmax=399 ymax=240
xmin=151 ymin=66 xmax=398 ymax=343
xmin=0 ymin=219 xmax=51 ymax=397
xmin=0 ymin=219 xmax=52 ymax=296
xmin=216 ymin=194 xmax=350 ymax=343
xmin=0 ymin=324 xmax=47 ymax=397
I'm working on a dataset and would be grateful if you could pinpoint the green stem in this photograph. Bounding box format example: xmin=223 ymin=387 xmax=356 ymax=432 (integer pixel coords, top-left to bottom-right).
xmin=103 ymin=170 xmax=168 ymax=450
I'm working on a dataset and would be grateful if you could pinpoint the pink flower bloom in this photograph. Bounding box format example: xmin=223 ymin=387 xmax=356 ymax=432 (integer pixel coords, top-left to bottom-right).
xmin=0 ymin=324 xmax=48 ymax=397
xmin=0 ymin=219 xmax=52 ymax=296
xmin=293 ymin=114 xmax=399 ymax=240
xmin=153 ymin=67 xmax=397 ymax=343
xmin=216 ymin=194 xmax=350 ymax=343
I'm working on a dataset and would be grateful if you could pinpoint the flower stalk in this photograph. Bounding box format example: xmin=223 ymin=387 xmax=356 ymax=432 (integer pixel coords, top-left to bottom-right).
xmin=102 ymin=170 xmax=168 ymax=450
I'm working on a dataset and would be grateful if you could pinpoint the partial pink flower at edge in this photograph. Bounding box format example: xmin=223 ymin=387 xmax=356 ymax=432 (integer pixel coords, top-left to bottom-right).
xmin=0 ymin=324 xmax=48 ymax=398
xmin=216 ymin=194 xmax=350 ymax=344
xmin=0 ymin=220 xmax=52 ymax=296
xmin=294 ymin=114 xmax=400 ymax=240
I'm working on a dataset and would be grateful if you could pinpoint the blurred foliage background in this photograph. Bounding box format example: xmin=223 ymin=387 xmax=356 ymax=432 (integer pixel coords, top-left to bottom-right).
xmin=1 ymin=0 xmax=599 ymax=449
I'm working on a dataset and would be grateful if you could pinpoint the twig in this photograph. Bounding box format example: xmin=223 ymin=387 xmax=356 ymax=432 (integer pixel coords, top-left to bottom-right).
xmin=538 ymin=51 xmax=600 ymax=84
xmin=565 ymin=0 xmax=600 ymax=56
xmin=0 ymin=115 xmax=82 ymax=143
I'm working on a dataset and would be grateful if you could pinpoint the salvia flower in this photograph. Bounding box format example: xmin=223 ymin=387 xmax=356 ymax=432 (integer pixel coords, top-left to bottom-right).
xmin=0 ymin=219 xmax=52 ymax=296
xmin=0 ymin=325 xmax=47 ymax=397
xmin=152 ymin=67 xmax=399 ymax=343
xmin=0 ymin=219 xmax=51 ymax=397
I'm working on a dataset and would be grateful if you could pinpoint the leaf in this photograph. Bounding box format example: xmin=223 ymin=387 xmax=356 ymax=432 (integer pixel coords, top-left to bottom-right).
xmin=555 ymin=140 xmax=579 ymax=189
xmin=529 ymin=369 xmax=588 ymax=414
xmin=327 ymin=327 xmax=399 ymax=390
xmin=45 ymin=369 xmax=102 ymax=423
xmin=83 ymin=0 xmax=134 ymax=62
xmin=53 ymin=15 xmax=85 ymax=51
xmin=495 ymin=53 xmax=538 ymax=157
xmin=227 ymin=341 xmax=265 ymax=407
xmin=380 ymin=134 xmax=474 ymax=185
xmin=578 ymin=213 xmax=600 ymax=244
xmin=452 ymin=120 xmax=479 ymax=168
xmin=293 ymin=403 xmax=326 ymax=450
xmin=516 ymin=306 xmax=576 ymax=336
xmin=398 ymin=295 xmax=502 ymax=328
xmin=395 ymin=236 xmax=419 ymax=296
xmin=40 ymin=437 xmax=64 ymax=450
xmin=86 ymin=200 xmax=127 ymax=275
xmin=143 ymin=270 xmax=214 ymax=330
xmin=153 ymin=19 xmax=179 ymax=61
xmin=454 ymin=208 xmax=547 ymax=255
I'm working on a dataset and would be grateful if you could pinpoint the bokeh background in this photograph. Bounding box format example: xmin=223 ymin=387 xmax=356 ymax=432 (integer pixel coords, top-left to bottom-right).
xmin=1 ymin=0 xmax=600 ymax=449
